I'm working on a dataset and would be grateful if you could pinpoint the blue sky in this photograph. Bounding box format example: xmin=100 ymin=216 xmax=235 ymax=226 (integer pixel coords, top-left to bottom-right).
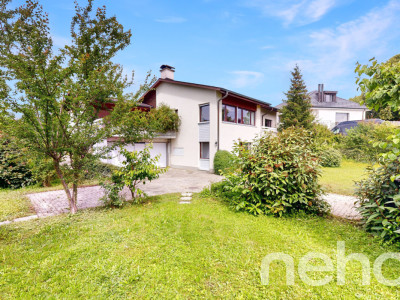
xmin=38 ymin=0 xmax=400 ymax=106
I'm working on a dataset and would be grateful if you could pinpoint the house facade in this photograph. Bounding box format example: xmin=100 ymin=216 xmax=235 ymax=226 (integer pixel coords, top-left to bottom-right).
xmin=276 ymin=84 xmax=368 ymax=129
xmin=101 ymin=65 xmax=278 ymax=172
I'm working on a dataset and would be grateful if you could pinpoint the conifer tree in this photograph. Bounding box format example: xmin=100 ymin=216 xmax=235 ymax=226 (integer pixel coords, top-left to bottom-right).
xmin=279 ymin=65 xmax=314 ymax=131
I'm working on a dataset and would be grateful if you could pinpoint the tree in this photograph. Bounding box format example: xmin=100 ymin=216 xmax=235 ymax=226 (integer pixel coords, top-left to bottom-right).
xmin=351 ymin=54 xmax=400 ymax=121
xmin=355 ymin=56 xmax=400 ymax=173
xmin=279 ymin=65 xmax=314 ymax=131
xmin=0 ymin=0 xmax=179 ymax=213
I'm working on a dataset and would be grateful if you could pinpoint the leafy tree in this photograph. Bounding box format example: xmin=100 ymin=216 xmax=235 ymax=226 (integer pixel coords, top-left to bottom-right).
xmin=0 ymin=0 xmax=179 ymax=213
xmin=0 ymin=0 xmax=132 ymax=212
xmin=355 ymin=55 xmax=400 ymax=243
xmin=279 ymin=65 xmax=314 ymax=130
xmin=351 ymin=54 xmax=400 ymax=121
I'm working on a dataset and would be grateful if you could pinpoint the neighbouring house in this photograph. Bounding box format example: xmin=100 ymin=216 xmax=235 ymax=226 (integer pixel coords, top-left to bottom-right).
xmin=276 ymin=84 xmax=368 ymax=129
xmin=99 ymin=65 xmax=278 ymax=172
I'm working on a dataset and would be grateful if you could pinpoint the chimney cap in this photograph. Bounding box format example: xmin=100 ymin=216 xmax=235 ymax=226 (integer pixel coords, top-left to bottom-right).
xmin=160 ymin=65 xmax=175 ymax=71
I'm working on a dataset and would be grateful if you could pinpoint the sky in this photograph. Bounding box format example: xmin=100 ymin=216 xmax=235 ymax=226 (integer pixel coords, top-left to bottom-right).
xmin=34 ymin=0 xmax=400 ymax=106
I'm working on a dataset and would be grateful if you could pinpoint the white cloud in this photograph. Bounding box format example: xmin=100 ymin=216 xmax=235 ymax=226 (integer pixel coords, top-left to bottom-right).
xmin=285 ymin=0 xmax=400 ymax=92
xmin=230 ymin=71 xmax=264 ymax=88
xmin=155 ymin=17 xmax=187 ymax=24
xmin=244 ymin=0 xmax=337 ymax=26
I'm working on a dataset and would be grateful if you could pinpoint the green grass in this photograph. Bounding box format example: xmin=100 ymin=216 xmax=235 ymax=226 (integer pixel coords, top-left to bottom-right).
xmin=0 ymin=187 xmax=36 ymax=222
xmin=1 ymin=194 xmax=399 ymax=299
xmin=320 ymin=159 xmax=369 ymax=196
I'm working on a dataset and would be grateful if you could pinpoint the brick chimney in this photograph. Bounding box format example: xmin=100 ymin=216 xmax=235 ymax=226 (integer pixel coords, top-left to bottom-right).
xmin=160 ymin=65 xmax=175 ymax=80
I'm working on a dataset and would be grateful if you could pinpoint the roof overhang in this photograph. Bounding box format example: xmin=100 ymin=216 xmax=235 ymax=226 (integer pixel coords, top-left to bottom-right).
xmin=142 ymin=78 xmax=276 ymax=111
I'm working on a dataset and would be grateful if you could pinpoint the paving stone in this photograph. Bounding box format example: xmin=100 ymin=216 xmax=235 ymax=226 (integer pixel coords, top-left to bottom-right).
xmin=322 ymin=193 xmax=361 ymax=220
xmin=179 ymin=201 xmax=191 ymax=204
xmin=26 ymin=168 xmax=222 ymax=217
xmin=180 ymin=197 xmax=192 ymax=201
xmin=13 ymin=215 xmax=38 ymax=222
xmin=181 ymin=192 xmax=193 ymax=197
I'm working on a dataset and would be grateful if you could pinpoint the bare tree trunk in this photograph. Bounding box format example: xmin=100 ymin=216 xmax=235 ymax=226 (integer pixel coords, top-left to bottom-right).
xmin=53 ymin=160 xmax=76 ymax=213
xmin=71 ymin=182 xmax=78 ymax=214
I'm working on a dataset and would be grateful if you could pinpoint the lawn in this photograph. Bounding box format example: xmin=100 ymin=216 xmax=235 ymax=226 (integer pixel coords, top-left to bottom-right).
xmin=0 ymin=187 xmax=36 ymax=222
xmin=320 ymin=159 xmax=369 ymax=196
xmin=1 ymin=194 xmax=399 ymax=299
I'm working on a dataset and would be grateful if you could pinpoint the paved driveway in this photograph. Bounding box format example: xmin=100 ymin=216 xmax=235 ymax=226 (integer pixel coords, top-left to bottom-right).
xmin=27 ymin=168 xmax=222 ymax=217
xmin=26 ymin=169 xmax=361 ymax=220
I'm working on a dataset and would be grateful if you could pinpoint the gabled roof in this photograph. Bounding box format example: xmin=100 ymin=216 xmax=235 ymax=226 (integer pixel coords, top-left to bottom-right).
xmin=276 ymin=91 xmax=368 ymax=110
xmin=143 ymin=78 xmax=277 ymax=111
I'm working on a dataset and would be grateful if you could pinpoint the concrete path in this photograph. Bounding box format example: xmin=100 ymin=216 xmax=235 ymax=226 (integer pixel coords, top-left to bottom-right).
xmin=323 ymin=193 xmax=361 ymax=220
xmin=27 ymin=168 xmax=222 ymax=217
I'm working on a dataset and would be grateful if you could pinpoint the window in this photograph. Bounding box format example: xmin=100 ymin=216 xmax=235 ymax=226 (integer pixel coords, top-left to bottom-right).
xmin=237 ymin=108 xmax=243 ymax=124
xmin=335 ymin=112 xmax=349 ymax=125
xmin=227 ymin=105 xmax=255 ymax=125
xmin=325 ymin=94 xmax=333 ymax=102
xmin=239 ymin=142 xmax=251 ymax=150
xmin=264 ymin=119 xmax=272 ymax=127
xmin=200 ymin=142 xmax=210 ymax=159
xmin=199 ymin=104 xmax=209 ymax=122
xmin=222 ymin=104 xmax=236 ymax=122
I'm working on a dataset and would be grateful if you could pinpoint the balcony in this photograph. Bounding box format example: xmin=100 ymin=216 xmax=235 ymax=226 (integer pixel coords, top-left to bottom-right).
xmin=261 ymin=126 xmax=278 ymax=134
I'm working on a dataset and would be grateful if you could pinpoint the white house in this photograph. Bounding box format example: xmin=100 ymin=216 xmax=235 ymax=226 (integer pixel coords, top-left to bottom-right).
xmin=276 ymin=84 xmax=368 ymax=129
xmin=101 ymin=65 xmax=278 ymax=172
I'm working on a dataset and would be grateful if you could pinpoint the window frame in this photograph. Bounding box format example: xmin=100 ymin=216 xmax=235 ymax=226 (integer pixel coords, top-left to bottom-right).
xmin=199 ymin=104 xmax=210 ymax=122
xmin=223 ymin=104 xmax=255 ymax=125
xmin=264 ymin=119 xmax=272 ymax=127
xmin=199 ymin=142 xmax=210 ymax=159
xmin=222 ymin=104 xmax=237 ymax=123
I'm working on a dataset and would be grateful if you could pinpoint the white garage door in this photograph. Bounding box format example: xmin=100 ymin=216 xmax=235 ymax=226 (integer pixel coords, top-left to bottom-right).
xmin=134 ymin=143 xmax=167 ymax=168
xmin=106 ymin=142 xmax=167 ymax=168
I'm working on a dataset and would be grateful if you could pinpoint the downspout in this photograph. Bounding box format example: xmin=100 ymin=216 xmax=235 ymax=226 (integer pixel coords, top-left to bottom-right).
xmin=217 ymin=90 xmax=229 ymax=151
xmin=261 ymin=113 xmax=268 ymax=127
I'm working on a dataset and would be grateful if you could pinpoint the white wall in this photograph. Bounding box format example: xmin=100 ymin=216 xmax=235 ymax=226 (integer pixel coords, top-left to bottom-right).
xmin=219 ymin=104 xmax=264 ymax=151
xmin=156 ymin=83 xmax=278 ymax=171
xmin=313 ymin=108 xmax=366 ymax=129
xmin=156 ymin=82 xmax=219 ymax=169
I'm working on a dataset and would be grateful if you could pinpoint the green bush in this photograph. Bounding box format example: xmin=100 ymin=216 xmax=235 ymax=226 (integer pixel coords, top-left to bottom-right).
xmin=340 ymin=122 xmax=396 ymax=163
xmin=319 ymin=147 xmax=342 ymax=167
xmin=84 ymin=160 xmax=119 ymax=180
xmin=355 ymin=158 xmax=400 ymax=245
xmin=101 ymin=146 xmax=166 ymax=206
xmin=213 ymin=150 xmax=235 ymax=175
xmin=215 ymin=127 xmax=328 ymax=216
xmin=0 ymin=137 xmax=34 ymax=189
xmin=311 ymin=123 xmax=341 ymax=147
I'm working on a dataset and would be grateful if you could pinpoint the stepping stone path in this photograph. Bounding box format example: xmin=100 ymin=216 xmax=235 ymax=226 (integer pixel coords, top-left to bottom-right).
xmin=179 ymin=192 xmax=193 ymax=204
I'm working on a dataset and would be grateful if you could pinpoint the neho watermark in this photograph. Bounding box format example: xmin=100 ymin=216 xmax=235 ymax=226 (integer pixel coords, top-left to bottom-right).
xmin=260 ymin=241 xmax=400 ymax=286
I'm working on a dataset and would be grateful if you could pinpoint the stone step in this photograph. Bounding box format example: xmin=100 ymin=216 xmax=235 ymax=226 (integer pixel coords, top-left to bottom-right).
xmin=181 ymin=192 xmax=193 ymax=197
xmin=180 ymin=197 xmax=192 ymax=201
xmin=179 ymin=201 xmax=191 ymax=204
